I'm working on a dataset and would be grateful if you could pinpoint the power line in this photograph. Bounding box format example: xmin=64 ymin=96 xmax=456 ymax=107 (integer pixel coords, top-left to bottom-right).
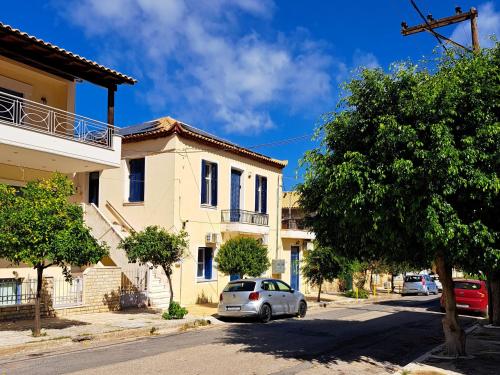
xmin=408 ymin=0 xmax=448 ymax=51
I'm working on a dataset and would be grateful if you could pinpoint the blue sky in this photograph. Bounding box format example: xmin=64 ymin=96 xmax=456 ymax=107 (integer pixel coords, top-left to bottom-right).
xmin=3 ymin=1 xmax=498 ymax=190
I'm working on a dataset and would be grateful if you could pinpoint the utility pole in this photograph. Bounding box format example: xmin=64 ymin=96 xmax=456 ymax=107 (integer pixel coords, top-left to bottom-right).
xmin=401 ymin=5 xmax=480 ymax=53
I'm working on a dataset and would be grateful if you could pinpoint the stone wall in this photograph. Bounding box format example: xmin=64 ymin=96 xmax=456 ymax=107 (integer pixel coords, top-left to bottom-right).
xmin=0 ymin=266 xmax=122 ymax=321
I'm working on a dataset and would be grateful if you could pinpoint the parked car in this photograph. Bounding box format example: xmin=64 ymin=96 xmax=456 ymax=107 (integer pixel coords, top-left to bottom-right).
xmin=440 ymin=279 xmax=488 ymax=317
xmin=431 ymin=275 xmax=443 ymax=291
xmin=218 ymin=278 xmax=307 ymax=323
xmin=402 ymin=274 xmax=439 ymax=296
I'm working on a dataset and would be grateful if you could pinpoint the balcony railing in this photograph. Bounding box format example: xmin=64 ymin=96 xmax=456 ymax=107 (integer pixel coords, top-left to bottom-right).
xmin=221 ymin=209 xmax=269 ymax=226
xmin=0 ymin=91 xmax=114 ymax=149
xmin=282 ymin=218 xmax=308 ymax=230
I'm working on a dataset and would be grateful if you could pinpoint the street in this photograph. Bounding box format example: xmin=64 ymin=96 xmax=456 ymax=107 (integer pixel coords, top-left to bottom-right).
xmin=0 ymin=295 xmax=479 ymax=375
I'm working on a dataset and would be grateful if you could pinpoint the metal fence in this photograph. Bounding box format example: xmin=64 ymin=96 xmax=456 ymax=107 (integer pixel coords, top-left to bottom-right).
xmin=0 ymin=90 xmax=114 ymax=149
xmin=0 ymin=279 xmax=37 ymax=306
xmin=120 ymin=269 xmax=149 ymax=308
xmin=52 ymin=277 xmax=83 ymax=307
xmin=221 ymin=209 xmax=269 ymax=226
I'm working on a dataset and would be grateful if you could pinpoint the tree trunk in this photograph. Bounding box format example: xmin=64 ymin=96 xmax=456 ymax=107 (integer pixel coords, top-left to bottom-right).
xmin=391 ymin=274 xmax=395 ymax=293
xmin=33 ymin=266 xmax=43 ymax=337
xmin=488 ymin=271 xmax=500 ymax=326
xmin=162 ymin=266 xmax=174 ymax=307
xmin=436 ymin=255 xmax=466 ymax=356
xmin=317 ymin=282 xmax=322 ymax=302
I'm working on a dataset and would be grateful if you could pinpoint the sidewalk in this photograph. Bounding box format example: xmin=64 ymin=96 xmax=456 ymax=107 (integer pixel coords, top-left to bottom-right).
xmin=305 ymin=291 xmax=401 ymax=308
xmin=0 ymin=308 xmax=221 ymax=358
xmin=402 ymin=323 xmax=500 ymax=375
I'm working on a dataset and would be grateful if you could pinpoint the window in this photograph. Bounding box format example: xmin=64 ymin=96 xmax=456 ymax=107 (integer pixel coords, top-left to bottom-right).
xmin=201 ymin=160 xmax=218 ymax=206
xmin=224 ymin=281 xmax=256 ymax=292
xmin=128 ymin=158 xmax=145 ymax=202
xmin=454 ymin=281 xmax=481 ymax=290
xmin=197 ymin=247 xmax=213 ymax=280
xmin=261 ymin=280 xmax=277 ymax=291
xmin=274 ymin=280 xmax=292 ymax=292
xmin=255 ymin=175 xmax=267 ymax=213
xmin=0 ymin=279 xmax=20 ymax=306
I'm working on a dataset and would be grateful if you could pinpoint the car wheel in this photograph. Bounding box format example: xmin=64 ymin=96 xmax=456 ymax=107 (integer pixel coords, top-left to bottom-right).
xmin=425 ymin=290 xmax=430 ymax=296
xmin=297 ymin=301 xmax=307 ymax=318
xmin=259 ymin=304 xmax=272 ymax=323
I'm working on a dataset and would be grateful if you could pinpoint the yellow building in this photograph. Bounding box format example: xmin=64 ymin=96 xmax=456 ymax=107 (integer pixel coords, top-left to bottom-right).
xmin=97 ymin=117 xmax=287 ymax=306
xmin=281 ymin=191 xmax=315 ymax=295
xmin=0 ymin=22 xmax=136 ymax=311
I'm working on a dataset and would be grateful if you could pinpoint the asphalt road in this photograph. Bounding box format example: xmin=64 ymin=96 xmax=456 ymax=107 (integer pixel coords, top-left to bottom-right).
xmin=0 ymin=295 xmax=480 ymax=375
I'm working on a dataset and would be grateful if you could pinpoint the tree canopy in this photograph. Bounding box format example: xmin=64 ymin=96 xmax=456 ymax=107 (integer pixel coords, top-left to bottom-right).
xmin=119 ymin=226 xmax=188 ymax=306
xmin=215 ymin=237 xmax=270 ymax=279
xmin=299 ymin=45 xmax=499 ymax=354
xmin=301 ymin=245 xmax=342 ymax=301
xmin=0 ymin=174 xmax=108 ymax=336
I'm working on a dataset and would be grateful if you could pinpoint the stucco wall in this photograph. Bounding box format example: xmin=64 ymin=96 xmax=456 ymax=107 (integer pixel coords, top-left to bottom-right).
xmin=98 ymin=133 xmax=285 ymax=305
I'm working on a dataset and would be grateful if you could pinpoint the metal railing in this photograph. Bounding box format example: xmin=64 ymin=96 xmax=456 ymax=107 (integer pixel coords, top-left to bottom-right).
xmin=53 ymin=277 xmax=83 ymax=307
xmin=0 ymin=279 xmax=37 ymax=306
xmin=221 ymin=209 xmax=269 ymax=226
xmin=0 ymin=91 xmax=114 ymax=149
xmin=120 ymin=268 xmax=149 ymax=308
xmin=282 ymin=218 xmax=308 ymax=230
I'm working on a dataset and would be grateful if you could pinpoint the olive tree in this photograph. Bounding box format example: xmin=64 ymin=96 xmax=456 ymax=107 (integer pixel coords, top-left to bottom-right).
xmin=0 ymin=174 xmax=108 ymax=336
xmin=299 ymin=46 xmax=499 ymax=355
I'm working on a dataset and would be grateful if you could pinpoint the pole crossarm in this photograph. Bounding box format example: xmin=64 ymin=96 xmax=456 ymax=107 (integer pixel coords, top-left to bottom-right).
xmin=402 ymin=8 xmax=477 ymax=36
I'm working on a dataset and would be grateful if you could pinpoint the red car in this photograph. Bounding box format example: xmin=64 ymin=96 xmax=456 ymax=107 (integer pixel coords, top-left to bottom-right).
xmin=440 ymin=279 xmax=488 ymax=317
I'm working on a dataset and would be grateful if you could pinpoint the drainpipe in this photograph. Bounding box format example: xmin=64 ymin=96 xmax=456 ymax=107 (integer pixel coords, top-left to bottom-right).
xmin=275 ymin=174 xmax=280 ymax=260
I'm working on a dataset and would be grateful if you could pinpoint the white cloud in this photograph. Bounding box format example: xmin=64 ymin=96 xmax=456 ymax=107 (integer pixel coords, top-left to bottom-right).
xmin=450 ymin=2 xmax=500 ymax=49
xmin=56 ymin=0 xmax=336 ymax=134
xmin=352 ymin=49 xmax=380 ymax=70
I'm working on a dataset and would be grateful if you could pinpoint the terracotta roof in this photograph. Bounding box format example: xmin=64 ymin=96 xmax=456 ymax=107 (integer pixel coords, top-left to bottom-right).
xmin=120 ymin=117 xmax=287 ymax=169
xmin=0 ymin=22 xmax=136 ymax=86
xmin=282 ymin=191 xmax=301 ymax=208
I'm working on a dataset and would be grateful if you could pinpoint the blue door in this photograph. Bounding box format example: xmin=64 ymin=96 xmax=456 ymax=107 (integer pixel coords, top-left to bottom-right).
xmin=230 ymin=169 xmax=241 ymax=222
xmin=291 ymin=247 xmax=300 ymax=291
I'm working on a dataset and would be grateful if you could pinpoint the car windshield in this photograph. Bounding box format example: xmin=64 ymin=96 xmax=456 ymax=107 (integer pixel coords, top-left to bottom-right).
xmin=404 ymin=276 xmax=422 ymax=282
xmin=454 ymin=281 xmax=481 ymax=290
xmin=223 ymin=281 xmax=256 ymax=292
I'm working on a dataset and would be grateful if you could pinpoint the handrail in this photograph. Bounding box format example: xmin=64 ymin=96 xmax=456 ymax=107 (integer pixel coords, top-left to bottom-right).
xmin=0 ymin=90 xmax=115 ymax=148
xmin=221 ymin=209 xmax=269 ymax=226
xmin=105 ymin=200 xmax=137 ymax=233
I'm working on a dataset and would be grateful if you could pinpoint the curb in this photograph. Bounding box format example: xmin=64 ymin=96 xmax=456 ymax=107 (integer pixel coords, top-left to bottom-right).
xmin=400 ymin=323 xmax=480 ymax=374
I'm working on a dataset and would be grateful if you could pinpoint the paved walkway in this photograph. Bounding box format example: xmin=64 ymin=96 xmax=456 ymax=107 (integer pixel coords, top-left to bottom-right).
xmin=403 ymin=323 xmax=500 ymax=375
xmin=0 ymin=308 xmax=221 ymax=355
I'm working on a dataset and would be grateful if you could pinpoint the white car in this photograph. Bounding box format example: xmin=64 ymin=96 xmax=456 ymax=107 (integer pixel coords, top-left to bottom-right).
xmin=402 ymin=275 xmax=439 ymax=296
xmin=431 ymin=275 xmax=442 ymax=291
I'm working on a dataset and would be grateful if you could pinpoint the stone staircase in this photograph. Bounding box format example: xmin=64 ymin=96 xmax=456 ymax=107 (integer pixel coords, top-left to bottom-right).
xmin=83 ymin=203 xmax=171 ymax=310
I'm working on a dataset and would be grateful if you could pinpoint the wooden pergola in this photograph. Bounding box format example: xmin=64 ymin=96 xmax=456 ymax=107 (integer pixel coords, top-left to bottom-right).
xmin=0 ymin=22 xmax=137 ymax=128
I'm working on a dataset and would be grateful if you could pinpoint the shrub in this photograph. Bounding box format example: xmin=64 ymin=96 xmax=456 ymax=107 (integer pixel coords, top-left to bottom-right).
xmin=162 ymin=301 xmax=188 ymax=320
xmin=344 ymin=289 xmax=369 ymax=299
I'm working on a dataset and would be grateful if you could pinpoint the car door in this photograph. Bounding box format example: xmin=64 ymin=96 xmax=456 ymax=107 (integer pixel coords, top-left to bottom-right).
xmin=261 ymin=280 xmax=282 ymax=315
xmin=274 ymin=280 xmax=295 ymax=314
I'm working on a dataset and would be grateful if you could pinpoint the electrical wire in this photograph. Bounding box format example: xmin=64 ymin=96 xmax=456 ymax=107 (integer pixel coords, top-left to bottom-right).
xmin=409 ymin=0 xmax=448 ymax=51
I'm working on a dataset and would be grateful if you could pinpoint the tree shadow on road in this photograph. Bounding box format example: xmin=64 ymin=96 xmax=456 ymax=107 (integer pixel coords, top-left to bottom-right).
xmin=217 ymin=310 xmax=479 ymax=369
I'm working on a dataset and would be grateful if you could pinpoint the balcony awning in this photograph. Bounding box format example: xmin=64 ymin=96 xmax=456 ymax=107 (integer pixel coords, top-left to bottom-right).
xmin=0 ymin=22 xmax=136 ymax=87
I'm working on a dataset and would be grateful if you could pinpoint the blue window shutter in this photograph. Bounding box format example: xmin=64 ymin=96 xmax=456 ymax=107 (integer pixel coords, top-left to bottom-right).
xmin=230 ymin=274 xmax=239 ymax=281
xmin=261 ymin=177 xmax=267 ymax=213
xmin=129 ymin=158 xmax=145 ymax=202
xmin=204 ymin=248 xmax=213 ymax=279
xmin=211 ymin=163 xmax=218 ymax=207
xmin=201 ymin=160 xmax=207 ymax=204
xmin=255 ymin=175 xmax=260 ymax=212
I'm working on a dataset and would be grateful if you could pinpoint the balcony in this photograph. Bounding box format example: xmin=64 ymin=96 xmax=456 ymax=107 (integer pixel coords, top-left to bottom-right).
xmin=0 ymin=91 xmax=122 ymax=173
xmin=281 ymin=217 xmax=315 ymax=240
xmin=220 ymin=209 xmax=269 ymax=235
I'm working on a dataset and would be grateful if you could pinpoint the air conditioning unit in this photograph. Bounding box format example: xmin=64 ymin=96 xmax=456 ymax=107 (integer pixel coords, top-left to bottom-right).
xmin=205 ymin=233 xmax=219 ymax=243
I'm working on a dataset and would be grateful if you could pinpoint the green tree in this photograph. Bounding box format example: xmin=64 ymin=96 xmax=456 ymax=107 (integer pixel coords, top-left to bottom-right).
xmin=119 ymin=226 xmax=188 ymax=307
xmin=299 ymin=46 xmax=499 ymax=355
xmin=301 ymin=246 xmax=342 ymax=302
xmin=0 ymin=174 xmax=108 ymax=336
xmin=215 ymin=237 xmax=270 ymax=279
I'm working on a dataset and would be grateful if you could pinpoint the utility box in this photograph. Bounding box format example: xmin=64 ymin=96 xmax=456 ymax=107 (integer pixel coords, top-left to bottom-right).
xmin=272 ymin=259 xmax=285 ymax=274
